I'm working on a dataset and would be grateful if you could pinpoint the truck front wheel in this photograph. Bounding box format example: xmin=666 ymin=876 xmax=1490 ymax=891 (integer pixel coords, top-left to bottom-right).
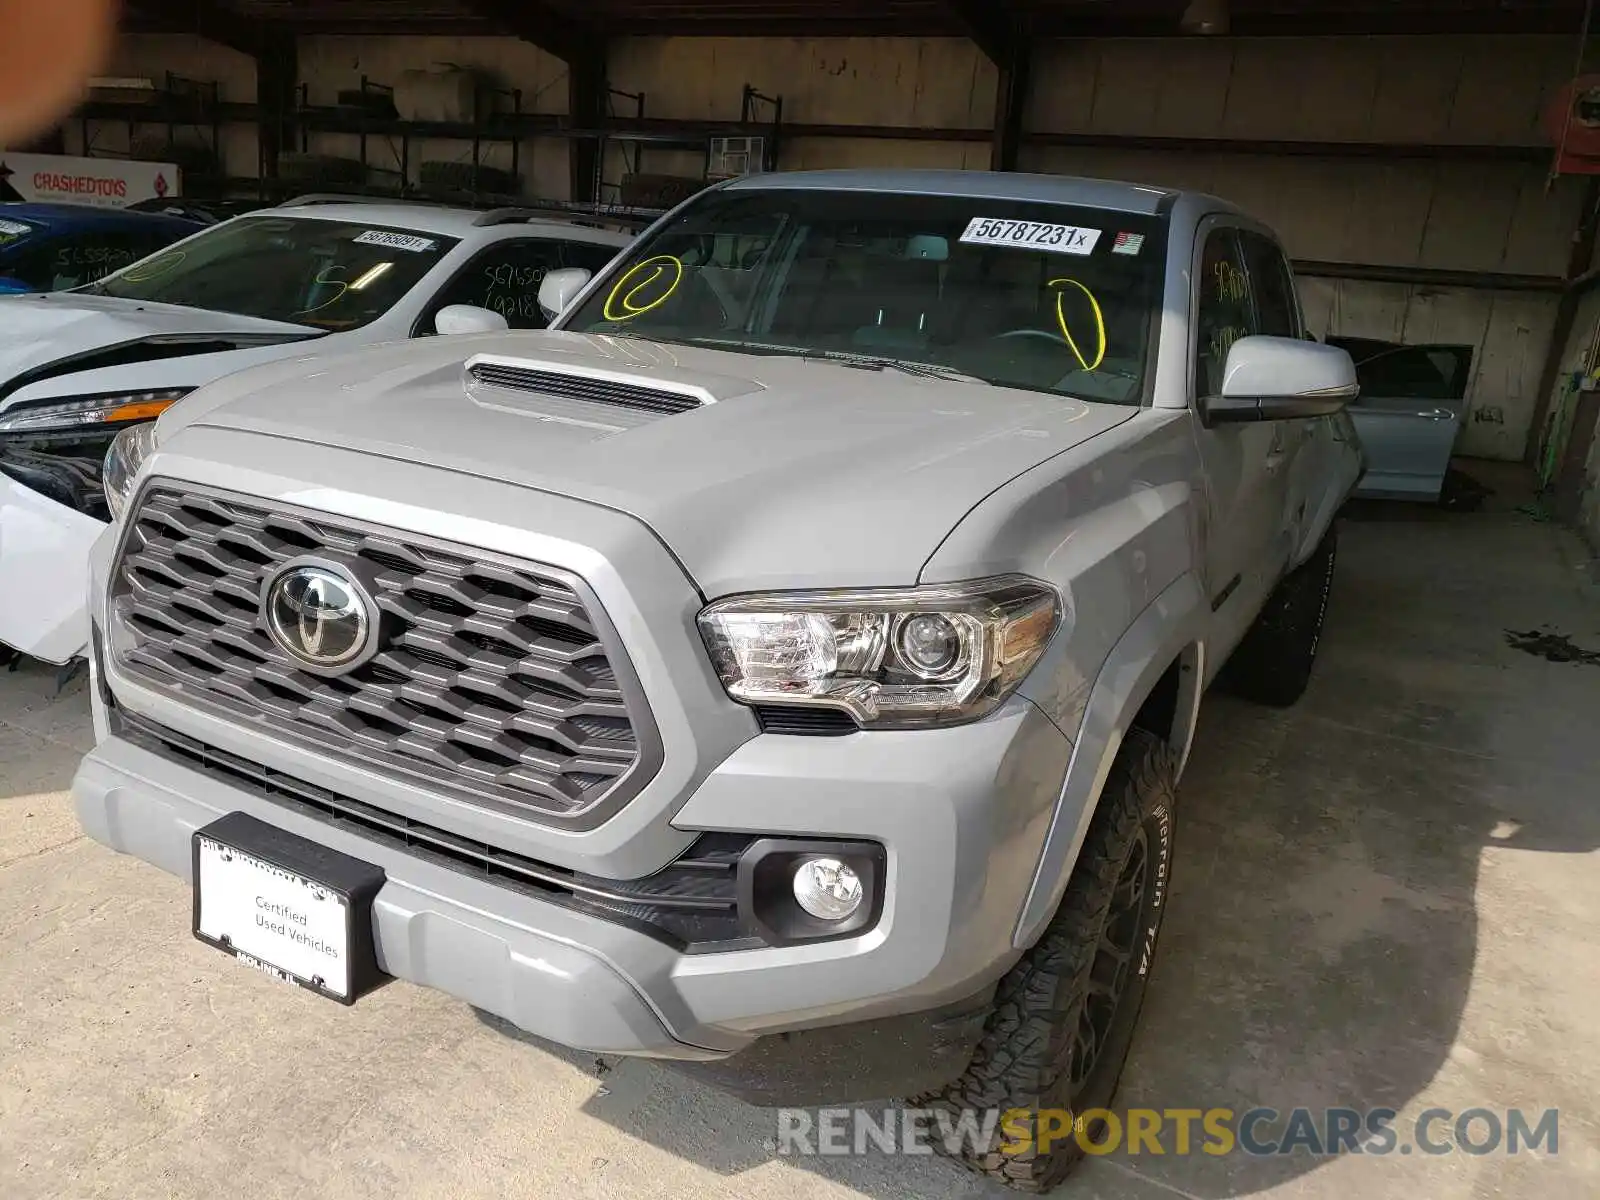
xmin=919 ymin=729 xmax=1178 ymax=1193
xmin=1222 ymin=523 xmax=1338 ymax=708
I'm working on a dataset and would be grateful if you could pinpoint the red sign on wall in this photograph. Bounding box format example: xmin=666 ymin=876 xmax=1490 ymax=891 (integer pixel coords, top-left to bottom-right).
xmin=0 ymin=152 xmax=182 ymax=206
xmin=1544 ymin=75 xmax=1600 ymax=175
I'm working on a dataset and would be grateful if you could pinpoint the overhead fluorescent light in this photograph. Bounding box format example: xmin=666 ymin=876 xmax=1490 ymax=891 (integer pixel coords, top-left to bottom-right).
xmin=350 ymin=262 xmax=394 ymax=291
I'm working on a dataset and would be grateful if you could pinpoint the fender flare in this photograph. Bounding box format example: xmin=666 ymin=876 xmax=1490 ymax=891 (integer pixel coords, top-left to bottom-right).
xmin=1290 ymin=418 xmax=1364 ymax=569
xmin=1293 ymin=477 xmax=1345 ymax=570
xmin=1011 ymin=569 xmax=1208 ymax=949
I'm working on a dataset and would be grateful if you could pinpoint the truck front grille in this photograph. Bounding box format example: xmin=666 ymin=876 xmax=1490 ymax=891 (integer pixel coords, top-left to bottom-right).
xmin=108 ymin=483 xmax=659 ymax=827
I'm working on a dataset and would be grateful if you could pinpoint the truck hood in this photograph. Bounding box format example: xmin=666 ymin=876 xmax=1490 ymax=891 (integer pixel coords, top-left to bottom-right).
xmin=167 ymin=330 xmax=1136 ymax=595
xmin=0 ymin=291 xmax=320 ymax=405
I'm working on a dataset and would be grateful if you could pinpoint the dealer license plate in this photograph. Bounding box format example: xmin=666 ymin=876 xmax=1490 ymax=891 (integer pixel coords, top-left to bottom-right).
xmin=192 ymin=812 xmax=386 ymax=1005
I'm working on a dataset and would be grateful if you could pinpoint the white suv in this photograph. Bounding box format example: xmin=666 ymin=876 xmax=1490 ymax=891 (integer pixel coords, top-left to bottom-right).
xmin=0 ymin=196 xmax=632 ymax=666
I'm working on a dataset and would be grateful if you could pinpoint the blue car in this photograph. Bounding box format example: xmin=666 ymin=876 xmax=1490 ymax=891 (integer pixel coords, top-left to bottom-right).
xmin=0 ymin=202 xmax=205 ymax=294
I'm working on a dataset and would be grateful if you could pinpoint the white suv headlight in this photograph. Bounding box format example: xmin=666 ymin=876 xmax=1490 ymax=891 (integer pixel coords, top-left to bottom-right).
xmin=102 ymin=422 xmax=161 ymax=521
xmin=698 ymin=576 xmax=1061 ymax=730
xmin=0 ymin=389 xmax=191 ymax=436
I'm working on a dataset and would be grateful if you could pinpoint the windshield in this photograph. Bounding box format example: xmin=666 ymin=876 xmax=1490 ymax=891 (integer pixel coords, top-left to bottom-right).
xmin=82 ymin=216 xmax=460 ymax=330
xmin=561 ymin=188 xmax=1168 ymax=405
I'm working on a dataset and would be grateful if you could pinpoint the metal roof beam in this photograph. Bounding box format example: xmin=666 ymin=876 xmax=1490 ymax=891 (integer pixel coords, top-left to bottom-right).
xmin=1032 ymin=7 xmax=1592 ymax=37
xmin=126 ymin=0 xmax=265 ymax=57
xmin=990 ymin=38 xmax=1030 ymax=171
xmin=458 ymin=0 xmax=603 ymax=64
xmin=940 ymin=0 xmax=1011 ymax=66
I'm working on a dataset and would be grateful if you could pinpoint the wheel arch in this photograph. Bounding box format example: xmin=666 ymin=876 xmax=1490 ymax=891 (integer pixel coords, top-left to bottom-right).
xmin=1011 ymin=570 xmax=1208 ymax=950
xmin=1130 ymin=640 xmax=1206 ymax=780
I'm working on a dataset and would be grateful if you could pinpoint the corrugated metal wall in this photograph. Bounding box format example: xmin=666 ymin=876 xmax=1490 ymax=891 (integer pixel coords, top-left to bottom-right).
xmin=1017 ymin=36 xmax=1579 ymax=462
xmin=85 ymin=35 xmax=258 ymax=178
xmin=1025 ymin=36 xmax=1568 ymax=146
xmin=606 ymin=36 xmax=994 ymax=177
xmin=1540 ymin=286 xmax=1600 ymax=539
xmin=295 ymin=37 xmax=572 ymax=199
xmin=610 ymin=37 xmax=996 ymax=126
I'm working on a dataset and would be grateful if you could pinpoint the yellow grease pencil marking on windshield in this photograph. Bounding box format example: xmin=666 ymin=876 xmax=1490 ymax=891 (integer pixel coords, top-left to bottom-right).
xmin=1049 ymin=278 xmax=1107 ymax=372
xmin=603 ymin=254 xmax=683 ymax=322
xmin=1213 ymin=260 xmax=1248 ymax=304
xmin=120 ymin=250 xmax=186 ymax=283
xmin=295 ymin=265 xmax=350 ymax=315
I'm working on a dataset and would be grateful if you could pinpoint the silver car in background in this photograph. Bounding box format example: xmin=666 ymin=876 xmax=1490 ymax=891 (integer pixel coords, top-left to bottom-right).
xmin=1330 ymin=335 xmax=1474 ymax=503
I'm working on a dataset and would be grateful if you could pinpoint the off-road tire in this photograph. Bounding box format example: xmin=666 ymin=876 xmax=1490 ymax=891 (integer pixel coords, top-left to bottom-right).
xmin=918 ymin=729 xmax=1178 ymax=1193
xmin=1221 ymin=524 xmax=1338 ymax=708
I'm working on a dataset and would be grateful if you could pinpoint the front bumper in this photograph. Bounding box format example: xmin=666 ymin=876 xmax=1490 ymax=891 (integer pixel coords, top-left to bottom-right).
xmin=0 ymin=472 xmax=101 ymax=663
xmin=75 ymin=685 xmax=1069 ymax=1060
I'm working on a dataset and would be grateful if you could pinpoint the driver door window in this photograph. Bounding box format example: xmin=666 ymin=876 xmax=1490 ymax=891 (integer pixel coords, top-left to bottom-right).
xmin=420 ymin=239 xmax=567 ymax=332
xmin=1189 ymin=224 xmax=1295 ymax=660
xmin=1194 ymin=229 xmax=1255 ymax=399
xmin=1239 ymin=230 xmax=1300 ymax=339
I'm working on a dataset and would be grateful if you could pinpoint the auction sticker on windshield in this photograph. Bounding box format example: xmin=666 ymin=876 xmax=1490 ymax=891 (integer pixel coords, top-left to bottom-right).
xmin=352 ymin=230 xmax=437 ymax=252
xmin=960 ymin=218 xmax=1101 ymax=255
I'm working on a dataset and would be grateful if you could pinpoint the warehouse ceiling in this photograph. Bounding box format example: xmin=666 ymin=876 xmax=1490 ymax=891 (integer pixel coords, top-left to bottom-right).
xmin=124 ymin=0 xmax=1595 ymax=45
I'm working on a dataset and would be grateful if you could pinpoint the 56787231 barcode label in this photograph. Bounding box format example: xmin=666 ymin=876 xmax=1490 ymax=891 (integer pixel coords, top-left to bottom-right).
xmin=959 ymin=218 xmax=1102 ymax=256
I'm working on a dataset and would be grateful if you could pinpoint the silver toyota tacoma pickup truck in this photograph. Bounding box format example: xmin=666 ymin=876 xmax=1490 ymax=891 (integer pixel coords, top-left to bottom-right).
xmin=74 ymin=170 xmax=1363 ymax=1191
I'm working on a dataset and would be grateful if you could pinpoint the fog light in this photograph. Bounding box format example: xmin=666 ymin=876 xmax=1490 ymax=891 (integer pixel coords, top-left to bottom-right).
xmin=791 ymin=857 xmax=864 ymax=921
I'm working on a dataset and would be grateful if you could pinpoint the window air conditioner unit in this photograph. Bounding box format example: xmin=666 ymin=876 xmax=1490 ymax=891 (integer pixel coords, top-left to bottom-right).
xmin=708 ymin=136 xmax=765 ymax=180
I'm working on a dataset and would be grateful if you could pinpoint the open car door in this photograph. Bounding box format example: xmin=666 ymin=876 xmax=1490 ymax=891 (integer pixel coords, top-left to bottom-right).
xmin=1330 ymin=337 xmax=1474 ymax=503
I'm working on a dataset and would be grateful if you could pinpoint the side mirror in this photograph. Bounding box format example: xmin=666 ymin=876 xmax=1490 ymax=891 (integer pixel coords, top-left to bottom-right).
xmin=538 ymin=267 xmax=591 ymax=321
xmin=1203 ymin=335 xmax=1359 ymax=424
xmin=434 ymin=304 xmax=509 ymax=336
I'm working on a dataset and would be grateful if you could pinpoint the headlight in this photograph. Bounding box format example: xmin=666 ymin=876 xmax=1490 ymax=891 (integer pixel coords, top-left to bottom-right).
xmin=0 ymin=389 xmax=191 ymax=436
xmin=102 ymin=422 xmax=160 ymax=521
xmin=698 ymin=576 xmax=1061 ymax=729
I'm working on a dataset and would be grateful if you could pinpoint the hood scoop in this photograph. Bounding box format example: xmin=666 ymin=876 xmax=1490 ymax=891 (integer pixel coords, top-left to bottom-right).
xmin=465 ymin=353 xmax=710 ymax=417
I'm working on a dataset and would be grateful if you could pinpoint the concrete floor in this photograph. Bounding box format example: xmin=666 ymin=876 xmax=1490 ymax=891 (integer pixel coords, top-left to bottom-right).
xmin=2 ymin=484 xmax=1599 ymax=1200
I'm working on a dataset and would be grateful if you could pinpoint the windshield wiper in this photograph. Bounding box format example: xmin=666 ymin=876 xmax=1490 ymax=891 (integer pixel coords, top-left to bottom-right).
xmin=681 ymin=337 xmax=984 ymax=384
xmin=822 ymin=354 xmax=984 ymax=384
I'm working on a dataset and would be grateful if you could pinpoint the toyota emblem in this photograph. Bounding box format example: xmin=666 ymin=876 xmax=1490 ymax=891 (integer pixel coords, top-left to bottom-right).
xmin=261 ymin=561 xmax=378 ymax=674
